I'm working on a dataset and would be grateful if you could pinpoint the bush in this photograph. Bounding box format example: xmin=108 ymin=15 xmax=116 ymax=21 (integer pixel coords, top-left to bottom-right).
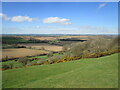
xmin=70 ymin=42 xmax=87 ymax=57
xmin=18 ymin=57 xmax=30 ymax=66
xmin=26 ymin=62 xmax=32 ymax=66
xmin=48 ymin=56 xmax=63 ymax=64
xmin=37 ymin=60 xmax=46 ymax=65
xmin=47 ymin=51 xmax=53 ymax=57
xmin=27 ymin=46 xmax=32 ymax=49
xmin=8 ymin=62 xmax=14 ymax=69
xmin=2 ymin=61 xmax=17 ymax=70
xmin=2 ymin=60 xmax=24 ymax=70
xmin=62 ymin=46 xmax=68 ymax=52
xmin=13 ymin=62 xmax=23 ymax=68
xmin=58 ymin=51 xmax=64 ymax=54
xmin=17 ymin=45 xmax=26 ymax=48
xmin=2 ymin=56 xmax=9 ymax=62
xmin=40 ymin=47 xmax=45 ymax=50
xmin=2 ymin=64 xmax=10 ymax=70
xmin=66 ymin=35 xmax=119 ymax=58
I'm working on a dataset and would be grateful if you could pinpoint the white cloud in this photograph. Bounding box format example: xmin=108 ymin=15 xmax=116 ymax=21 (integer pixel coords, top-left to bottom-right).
xmin=43 ymin=17 xmax=71 ymax=25
xmin=0 ymin=13 xmax=10 ymax=20
xmin=0 ymin=13 xmax=34 ymax=22
xmin=11 ymin=16 xmax=33 ymax=22
xmin=98 ymin=3 xmax=106 ymax=9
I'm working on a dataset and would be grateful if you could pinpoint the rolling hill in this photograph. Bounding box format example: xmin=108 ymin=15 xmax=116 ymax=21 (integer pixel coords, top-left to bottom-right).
xmin=2 ymin=53 xmax=118 ymax=88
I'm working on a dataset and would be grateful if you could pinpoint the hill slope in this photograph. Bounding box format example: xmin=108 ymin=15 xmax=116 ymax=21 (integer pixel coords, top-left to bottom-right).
xmin=3 ymin=53 xmax=118 ymax=88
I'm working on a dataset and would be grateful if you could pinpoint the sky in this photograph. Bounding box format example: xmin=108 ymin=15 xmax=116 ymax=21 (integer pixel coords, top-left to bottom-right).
xmin=1 ymin=2 xmax=118 ymax=34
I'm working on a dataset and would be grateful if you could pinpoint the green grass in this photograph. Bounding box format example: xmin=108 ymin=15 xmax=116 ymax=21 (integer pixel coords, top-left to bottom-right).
xmin=30 ymin=53 xmax=64 ymax=59
xmin=30 ymin=55 xmax=48 ymax=59
xmin=29 ymin=53 xmax=64 ymax=63
xmin=2 ymin=53 xmax=118 ymax=88
xmin=1 ymin=53 xmax=62 ymax=68
xmin=2 ymin=60 xmax=23 ymax=69
xmin=2 ymin=37 xmax=28 ymax=44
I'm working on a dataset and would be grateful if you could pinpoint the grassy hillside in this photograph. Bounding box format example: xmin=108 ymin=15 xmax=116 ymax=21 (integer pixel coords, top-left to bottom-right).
xmin=2 ymin=53 xmax=118 ymax=88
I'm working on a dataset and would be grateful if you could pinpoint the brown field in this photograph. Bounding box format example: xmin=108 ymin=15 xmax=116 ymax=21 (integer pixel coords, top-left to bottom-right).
xmin=2 ymin=35 xmax=88 ymax=60
xmin=33 ymin=36 xmax=89 ymax=40
xmin=59 ymin=36 xmax=89 ymax=40
xmin=16 ymin=35 xmax=89 ymax=41
xmin=2 ymin=48 xmax=49 ymax=59
xmin=17 ymin=36 xmax=57 ymax=40
xmin=19 ymin=43 xmax=63 ymax=52
xmin=34 ymin=37 xmax=57 ymax=40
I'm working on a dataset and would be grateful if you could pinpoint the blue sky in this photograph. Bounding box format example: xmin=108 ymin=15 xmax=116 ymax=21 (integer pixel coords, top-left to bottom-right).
xmin=1 ymin=2 xmax=118 ymax=34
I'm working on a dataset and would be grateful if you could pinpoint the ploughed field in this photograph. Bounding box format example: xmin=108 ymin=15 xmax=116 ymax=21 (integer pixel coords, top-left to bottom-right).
xmin=19 ymin=43 xmax=63 ymax=52
xmin=2 ymin=35 xmax=89 ymax=61
xmin=18 ymin=35 xmax=89 ymax=41
xmin=2 ymin=48 xmax=49 ymax=60
xmin=2 ymin=43 xmax=63 ymax=60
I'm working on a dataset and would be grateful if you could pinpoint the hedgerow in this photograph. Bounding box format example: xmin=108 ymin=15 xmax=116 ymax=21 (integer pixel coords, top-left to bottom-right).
xmin=2 ymin=35 xmax=120 ymax=70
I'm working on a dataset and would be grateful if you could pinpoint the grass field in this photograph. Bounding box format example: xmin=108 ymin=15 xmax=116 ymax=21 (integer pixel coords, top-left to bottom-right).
xmin=2 ymin=53 xmax=118 ymax=88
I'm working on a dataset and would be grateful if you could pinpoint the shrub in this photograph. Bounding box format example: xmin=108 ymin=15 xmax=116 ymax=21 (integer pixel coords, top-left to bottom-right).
xmin=27 ymin=46 xmax=32 ymax=49
xmin=47 ymin=51 xmax=53 ymax=57
xmin=3 ymin=56 xmax=9 ymax=62
xmin=37 ymin=60 xmax=45 ymax=65
xmin=48 ymin=56 xmax=63 ymax=64
xmin=17 ymin=45 xmax=26 ymax=48
xmin=70 ymin=42 xmax=87 ymax=57
xmin=26 ymin=62 xmax=32 ymax=66
xmin=62 ymin=35 xmax=120 ymax=59
xmin=8 ymin=62 xmax=14 ymax=69
xmin=2 ymin=61 xmax=16 ymax=70
xmin=62 ymin=46 xmax=68 ymax=52
xmin=2 ymin=65 xmax=10 ymax=70
xmin=18 ymin=57 xmax=30 ymax=66
xmin=40 ymin=47 xmax=45 ymax=50
xmin=58 ymin=51 xmax=64 ymax=55
xmin=13 ymin=62 xmax=23 ymax=68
